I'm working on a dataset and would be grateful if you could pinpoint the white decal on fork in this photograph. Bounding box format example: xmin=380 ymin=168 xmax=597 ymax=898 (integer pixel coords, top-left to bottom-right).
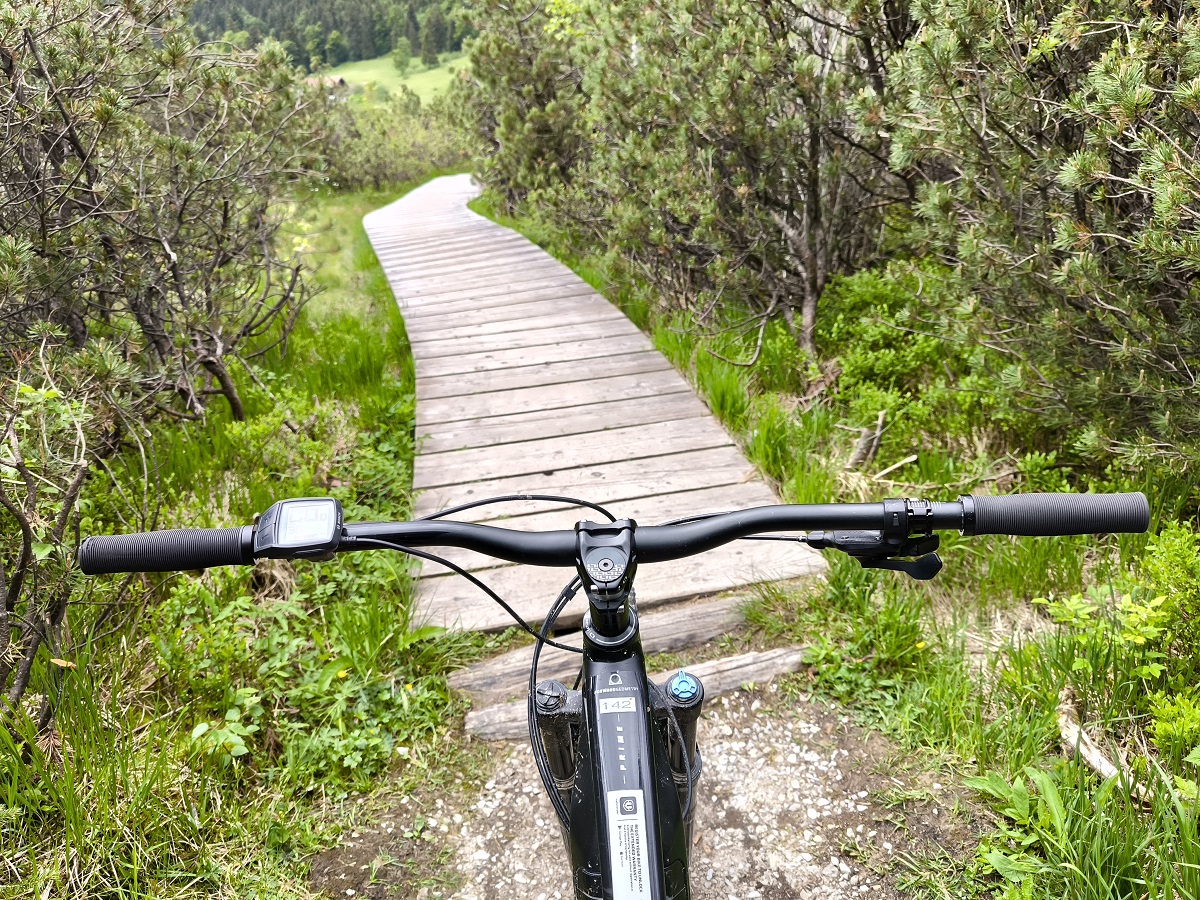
xmin=607 ymin=790 xmax=651 ymax=900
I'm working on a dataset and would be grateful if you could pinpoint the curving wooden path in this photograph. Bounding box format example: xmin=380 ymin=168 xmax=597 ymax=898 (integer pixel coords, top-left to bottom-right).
xmin=364 ymin=175 xmax=823 ymax=695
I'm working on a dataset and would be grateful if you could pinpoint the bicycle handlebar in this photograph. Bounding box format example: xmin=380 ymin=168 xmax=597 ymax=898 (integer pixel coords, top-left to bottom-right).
xmin=961 ymin=492 xmax=1150 ymax=536
xmin=78 ymin=492 xmax=1150 ymax=576
xmin=78 ymin=526 xmax=255 ymax=574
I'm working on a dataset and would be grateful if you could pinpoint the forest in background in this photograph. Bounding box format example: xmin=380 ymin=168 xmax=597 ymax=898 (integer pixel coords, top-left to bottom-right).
xmin=454 ymin=0 xmax=1200 ymax=465
xmin=190 ymin=0 xmax=468 ymax=69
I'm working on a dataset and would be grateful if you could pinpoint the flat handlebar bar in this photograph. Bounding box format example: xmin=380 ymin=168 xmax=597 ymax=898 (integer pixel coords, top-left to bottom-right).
xmin=78 ymin=493 xmax=1150 ymax=576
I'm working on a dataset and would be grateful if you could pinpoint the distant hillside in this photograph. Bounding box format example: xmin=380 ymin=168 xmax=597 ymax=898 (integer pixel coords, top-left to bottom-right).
xmin=190 ymin=0 xmax=466 ymax=70
xmin=329 ymin=51 xmax=464 ymax=103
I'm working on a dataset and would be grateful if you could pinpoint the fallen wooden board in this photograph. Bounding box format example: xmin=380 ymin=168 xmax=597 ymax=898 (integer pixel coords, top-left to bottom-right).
xmin=449 ymin=595 xmax=747 ymax=706
xmin=416 ymin=539 xmax=823 ymax=632
xmin=417 ymin=396 xmax=709 ymax=455
xmin=413 ymin=416 xmax=732 ymax=490
xmin=464 ymin=647 xmax=808 ymax=741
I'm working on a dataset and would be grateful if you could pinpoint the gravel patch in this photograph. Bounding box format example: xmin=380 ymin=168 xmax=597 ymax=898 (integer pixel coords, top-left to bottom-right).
xmin=311 ymin=682 xmax=974 ymax=899
xmin=450 ymin=686 xmax=947 ymax=900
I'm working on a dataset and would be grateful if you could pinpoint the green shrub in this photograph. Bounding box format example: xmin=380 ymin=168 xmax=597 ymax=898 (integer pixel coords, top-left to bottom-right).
xmin=1150 ymin=691 xmax=1200 ymax=771
xmin=752 ymin=320 xmax=812 ymax=395
xmin=1142 ymin=522 xmax=1200 ymax=673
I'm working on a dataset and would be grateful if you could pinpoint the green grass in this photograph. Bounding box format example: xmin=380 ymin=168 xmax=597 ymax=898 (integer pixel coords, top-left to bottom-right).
xmin=329 ymin=52 xmax=465 ymax=103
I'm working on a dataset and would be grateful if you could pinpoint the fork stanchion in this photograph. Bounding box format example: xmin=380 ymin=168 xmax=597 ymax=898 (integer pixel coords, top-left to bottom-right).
xmin=665 ymin=670 xmax=704 ymax=843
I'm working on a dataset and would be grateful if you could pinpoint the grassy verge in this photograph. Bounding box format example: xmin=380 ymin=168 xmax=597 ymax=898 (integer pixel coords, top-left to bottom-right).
xmin=329 ymin=52 xmax=465 ymax=103
xmin=468 ymin=193 xmax=1200 ymax=899
xmin=0 ymin=183 xmax=485 ymax=898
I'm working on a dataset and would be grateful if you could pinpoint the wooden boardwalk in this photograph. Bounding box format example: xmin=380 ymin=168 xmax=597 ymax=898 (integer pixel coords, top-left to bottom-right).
xmin=363 ymin=175 xmax=824 ymax=640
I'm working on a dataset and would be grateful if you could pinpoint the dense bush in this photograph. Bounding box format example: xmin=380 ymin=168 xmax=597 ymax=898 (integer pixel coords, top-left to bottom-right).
xmin=1 ymin=190 xmax=469 ymax=894
xmin=890 ymin=0 xmax=1200 ymax=457
xmin=320 ymin=85 xmax=466 ymax=189
xmin=0 ymin=0 xmax=320 ymax=725
xmin=456 ymin=0 xmax=910 ymax=352
xmin=449 ymin=0 xmax=584 ymax=208
xmin=457 ymin=0 xmax=1200 ymax=469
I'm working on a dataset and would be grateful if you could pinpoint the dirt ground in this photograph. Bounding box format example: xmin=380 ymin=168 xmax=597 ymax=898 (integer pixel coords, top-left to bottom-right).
xmin=309 ymin=682 xmax=979 ymax=899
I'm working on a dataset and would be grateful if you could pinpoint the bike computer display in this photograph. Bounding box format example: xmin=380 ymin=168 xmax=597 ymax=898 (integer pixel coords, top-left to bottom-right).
xmin=253 ymin=497 xmax=343 ymax=558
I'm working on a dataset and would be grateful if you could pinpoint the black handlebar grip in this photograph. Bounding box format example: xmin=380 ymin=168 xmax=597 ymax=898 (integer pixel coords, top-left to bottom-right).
xmin=961 ymin=492 xmax=1149 ymax=537
xmin=78 ymin=526 xmax=255 ymax=575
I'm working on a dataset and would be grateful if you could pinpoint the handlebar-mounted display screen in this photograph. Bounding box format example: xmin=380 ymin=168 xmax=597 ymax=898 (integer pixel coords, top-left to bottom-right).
xmin=254 ymin=497 xmax=343 ymax=559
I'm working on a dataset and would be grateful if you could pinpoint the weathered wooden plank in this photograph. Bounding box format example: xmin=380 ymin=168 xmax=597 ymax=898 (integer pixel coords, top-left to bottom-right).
xmin=405 ymin=295 xmax=612 ymax=333
xmin=393 ymin=266 xmax=578 ymax=297
xmin=369 ymin=217 xmax=492 ymax=238
xmin=379 ymin=249 xmax=560 ymax=278
xmin=394 ymin=277 xmax=588 ymax=314
xmin=414 ymin=482 xmax=782 ymax=572
xmin=389 ymin=263 xmax=575 ymax=294
xmin=407 ymin=319 xmax=638 ymax=360
xmin=416 ymin=369 xmax=688 ymax=428
xmin=373 ymin=239 xmax=532 ymax=268
xmin=464 ymin=647 xmax=808 ymax=741
xmin=372 ymin=231 xmax=529 ymax=259
xmin=418 ymin=352 xmax=670 ymax=400
xmin=415 ymin=539 xmax=824 ymax=633
xmin=415 ymin=333 xmax=655 ymax=379
xmin=415 ymin=393 xmax=711 ymax=454
xmin=402 ymin=285 xmax=601 ymax=321
xmin=408 ymin=305 xmax=622 ymax=345
xmin=393 ymin=272 xmax=583 ymax=306
xmin=417 ymin=481 xmax=779 ymax=528
xmin=413 ymin=417 xmax=732 ymax=490
xmin=407 ymin=292 xmax=617 ymax=332
xmin=449 ymin=595 xmax=747 ymax=706
xmin=413 ymin=446 xmax=759 ymax=517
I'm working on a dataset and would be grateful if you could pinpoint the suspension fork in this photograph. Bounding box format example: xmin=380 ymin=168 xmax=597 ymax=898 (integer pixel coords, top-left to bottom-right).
xmin=532 ymin=518 xmax=704 ymax=899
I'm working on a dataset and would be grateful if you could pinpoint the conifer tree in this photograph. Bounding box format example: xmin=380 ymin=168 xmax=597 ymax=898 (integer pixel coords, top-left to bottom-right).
xmin=406 ymin=4 xmax=421 ymax=53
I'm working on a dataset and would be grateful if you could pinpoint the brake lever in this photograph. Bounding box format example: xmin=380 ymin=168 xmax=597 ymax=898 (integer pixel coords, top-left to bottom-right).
xmin=860 ymin=552 xmax=943 ymax=581
xmin=805 ymin=530 xmax=943 ymax=581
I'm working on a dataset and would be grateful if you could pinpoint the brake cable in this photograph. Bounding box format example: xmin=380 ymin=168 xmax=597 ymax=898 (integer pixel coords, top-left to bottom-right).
xmin=350 ymin=538 xmax=584 ymax=654
xmin=529 ymin=575 xmax=583 ymax=829
xmin=418 ymin=494 xmax=617 ymax=523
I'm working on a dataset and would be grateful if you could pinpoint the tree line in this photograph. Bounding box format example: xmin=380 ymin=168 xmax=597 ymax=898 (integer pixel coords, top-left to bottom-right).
xmin=190 ymin=0 xmax=467 ymax=69
xmin=453 ymin=0 xmax=1200 ymax=468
